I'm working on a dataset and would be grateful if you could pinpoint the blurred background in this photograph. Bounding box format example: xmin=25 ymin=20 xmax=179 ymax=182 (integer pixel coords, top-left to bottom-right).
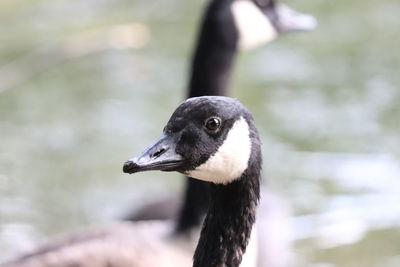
xmin=0 ymin=0 xmax=399 ymax=266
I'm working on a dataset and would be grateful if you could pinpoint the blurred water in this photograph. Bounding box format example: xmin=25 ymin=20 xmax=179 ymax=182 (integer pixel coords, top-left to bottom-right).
xmin=0 ymin=0 xmax=399 ymax=266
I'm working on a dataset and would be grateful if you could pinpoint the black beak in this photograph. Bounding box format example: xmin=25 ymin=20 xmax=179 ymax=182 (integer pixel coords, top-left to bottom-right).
xmin=123 ymin=134 xmax=184 ymax=174
xmin=276 ymin=4 xmax=317 ymax=32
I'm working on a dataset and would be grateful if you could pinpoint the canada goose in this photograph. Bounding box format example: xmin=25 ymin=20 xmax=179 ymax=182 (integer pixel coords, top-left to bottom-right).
xmin=2 ymin=96 xmax=262 ymax=267
xmin=2 ymin=0 xmax=314 ymax=265
xmin=123 ymin=96 xmax=263 ymax=267
xmin=129 ymin=0 xmax=316 ymax=233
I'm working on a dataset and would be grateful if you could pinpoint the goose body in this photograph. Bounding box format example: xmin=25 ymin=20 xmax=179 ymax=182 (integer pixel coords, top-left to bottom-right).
xmin=3 ymin=222 xmax=194 ymax=267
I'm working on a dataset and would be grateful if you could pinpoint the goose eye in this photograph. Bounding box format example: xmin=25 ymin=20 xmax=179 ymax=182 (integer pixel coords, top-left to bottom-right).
xmin=204 ymin=117 xmax=221 ymax=132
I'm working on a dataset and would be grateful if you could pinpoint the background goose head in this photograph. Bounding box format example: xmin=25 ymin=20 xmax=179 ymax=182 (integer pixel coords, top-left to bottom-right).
xmin=201 ymin=0 xmax=317 ymax=52
xmin=232 ymin=0 xmax=317 ymax=50
xmin=123 ymin=96 xmax=260 ymax=186
xmin=235 ymin=0 xmax=317 ymax=49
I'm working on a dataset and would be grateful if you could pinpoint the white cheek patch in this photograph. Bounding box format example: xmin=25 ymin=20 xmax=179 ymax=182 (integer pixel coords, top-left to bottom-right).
xmin=187 ymin=117 xmax=252 ymax=184
xmin=231 ymin=0 xmax=277 ymax=50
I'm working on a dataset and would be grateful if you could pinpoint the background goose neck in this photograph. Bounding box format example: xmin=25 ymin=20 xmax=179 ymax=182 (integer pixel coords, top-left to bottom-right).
xmin=176 ymin=0 xmax=238 ymax=233
xmin=187 ymin=0 xmax=238 ymax=98
xmin=175 ymin=178 xmax=210 ymax=233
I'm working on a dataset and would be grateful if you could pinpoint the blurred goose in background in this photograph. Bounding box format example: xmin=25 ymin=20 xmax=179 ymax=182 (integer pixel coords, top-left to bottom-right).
xmin=188 ymin=0 xmax=316 ymax=97
xmin=1 ymin=0 xmax=315 ymax=266
xmin=3 ymin=96 xmax=262 ymax=267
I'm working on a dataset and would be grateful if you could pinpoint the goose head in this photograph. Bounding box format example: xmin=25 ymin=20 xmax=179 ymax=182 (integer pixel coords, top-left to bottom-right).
xmin=123 ymin=96 xmax=260 ymax=186
xmin=228 ymin=0 xmax=317 ymax=49
xmin=123 ymin=96 xmax=262 ymax=266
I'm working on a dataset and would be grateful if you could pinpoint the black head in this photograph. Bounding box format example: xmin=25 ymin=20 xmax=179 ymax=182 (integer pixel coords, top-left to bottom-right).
xmin=123 ymin=96 xmax=259 ymax=184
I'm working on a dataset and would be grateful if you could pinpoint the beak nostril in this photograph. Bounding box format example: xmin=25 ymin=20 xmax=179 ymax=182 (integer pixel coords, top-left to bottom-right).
xmin=152 ymin=148 xmax=166 ymax=158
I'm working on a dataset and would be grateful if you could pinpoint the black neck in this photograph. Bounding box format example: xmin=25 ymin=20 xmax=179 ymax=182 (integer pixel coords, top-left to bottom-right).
xmin=176 ymin=0 xmax=239 ymax=233
xmin=193 ymin=169 xmax=261 ymax=267
xmin=187 ymin=0 xmax=238 ymax=98
xmin=192 ymin=117 xmax=261 ymax=267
